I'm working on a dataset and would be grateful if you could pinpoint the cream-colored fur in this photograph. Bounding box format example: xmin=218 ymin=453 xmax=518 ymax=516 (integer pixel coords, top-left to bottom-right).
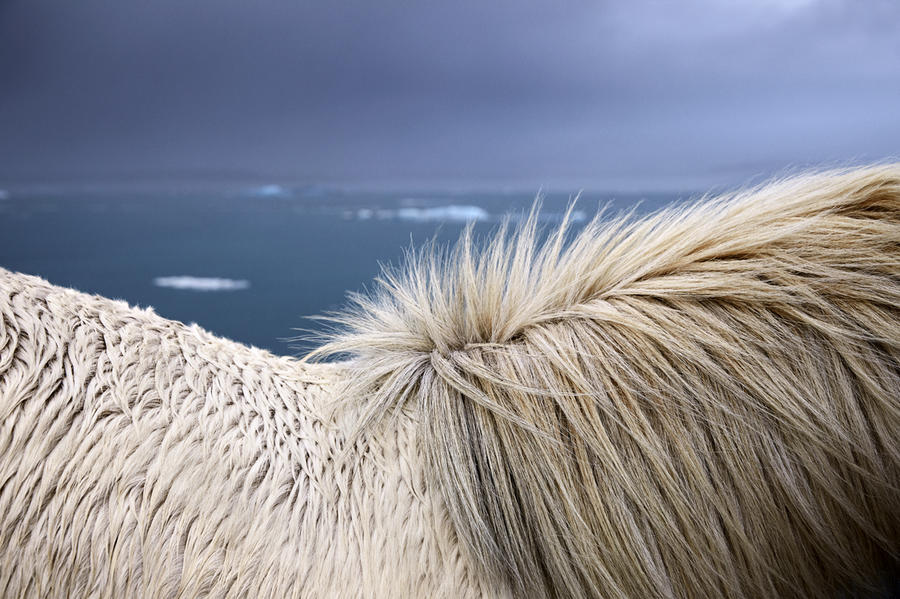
xmin=0 ymin=270 xmax=499 ymax=598
xmin=1 ymin=165 xmax=899 ymax=598
xmin=314 ymin=165 xmax=900 ymax=598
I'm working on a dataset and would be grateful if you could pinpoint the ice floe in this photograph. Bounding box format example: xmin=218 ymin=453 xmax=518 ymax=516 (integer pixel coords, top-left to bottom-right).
xmin=153 ymin=276 xmax=250 ymax=291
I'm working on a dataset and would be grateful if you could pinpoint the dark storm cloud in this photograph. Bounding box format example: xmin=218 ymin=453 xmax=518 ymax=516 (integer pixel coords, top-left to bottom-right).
xmin=1 ymin=0 xmax=898 ymax=188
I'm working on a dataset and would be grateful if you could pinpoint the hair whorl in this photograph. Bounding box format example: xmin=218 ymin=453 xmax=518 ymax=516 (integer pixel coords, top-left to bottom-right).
xmin=312 ymin=165 xmax=900 ymax=598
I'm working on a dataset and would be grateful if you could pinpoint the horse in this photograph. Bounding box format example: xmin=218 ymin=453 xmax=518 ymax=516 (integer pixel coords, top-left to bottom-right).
xmin=1 ymin=164 xmax=898 ymax=598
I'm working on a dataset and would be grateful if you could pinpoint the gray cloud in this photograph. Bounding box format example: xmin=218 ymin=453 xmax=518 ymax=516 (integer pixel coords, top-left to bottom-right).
xmin=1 ymin=0 xmax=898 ymax=189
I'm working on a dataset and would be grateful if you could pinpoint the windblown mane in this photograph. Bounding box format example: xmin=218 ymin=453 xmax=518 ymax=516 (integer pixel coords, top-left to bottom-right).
xmin=311 ymin=166 xmax=900 ymax=598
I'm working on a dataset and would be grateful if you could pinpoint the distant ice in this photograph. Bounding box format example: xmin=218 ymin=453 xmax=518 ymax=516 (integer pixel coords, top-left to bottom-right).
xmin=395 ymin=206 xmax=489 ymax=222
xmin=353 ymin=205 xmax=490 ymax=222
xmin=154 ymin=276 xmax=250 ymax=291
xmin=0 ymin=190 xmax=9 ymax=200
xmin=348 ymin=204 xmax=587 ymax=224
xmin=249 ymin=184 xmax=289 ymax=197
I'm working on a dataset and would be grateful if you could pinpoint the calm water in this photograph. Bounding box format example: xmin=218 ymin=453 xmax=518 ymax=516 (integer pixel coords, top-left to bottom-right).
xmin=0 ymin=186 xmax=684 ymax=355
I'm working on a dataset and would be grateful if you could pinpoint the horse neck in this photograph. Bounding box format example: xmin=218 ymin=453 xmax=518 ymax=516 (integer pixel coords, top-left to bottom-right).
xmin=169 ymin=344 xmax=492 ymax=596
xmin=0 ymin=269 xmax=494 ymax=597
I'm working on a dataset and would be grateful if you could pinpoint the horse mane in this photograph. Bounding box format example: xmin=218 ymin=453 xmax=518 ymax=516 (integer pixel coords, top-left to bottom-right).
xmin=310 ymin=165 xmax=900 ymax=598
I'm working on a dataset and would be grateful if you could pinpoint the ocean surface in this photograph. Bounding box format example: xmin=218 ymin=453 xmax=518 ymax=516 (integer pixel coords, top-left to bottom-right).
xmin=0 ymin=185 xmax=687 ymax=356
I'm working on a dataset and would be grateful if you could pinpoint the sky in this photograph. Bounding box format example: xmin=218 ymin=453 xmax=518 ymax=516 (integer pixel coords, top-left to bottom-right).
xmin=1 ymin=0 xmax=898 ymax=190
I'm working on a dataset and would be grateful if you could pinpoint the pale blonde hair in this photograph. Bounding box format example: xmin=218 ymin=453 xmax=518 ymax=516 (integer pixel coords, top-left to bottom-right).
xmin=312 ymin=165 xmax=900 ymax=598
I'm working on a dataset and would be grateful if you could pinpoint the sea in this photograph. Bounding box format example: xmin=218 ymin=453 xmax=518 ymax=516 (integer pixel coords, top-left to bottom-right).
xmin=0 ymin=184 xmax=687 ymax=356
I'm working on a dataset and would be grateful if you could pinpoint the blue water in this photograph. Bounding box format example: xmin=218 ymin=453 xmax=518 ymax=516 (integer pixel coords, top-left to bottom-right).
xmin=0 ymin=186 xmax=685 ymax=355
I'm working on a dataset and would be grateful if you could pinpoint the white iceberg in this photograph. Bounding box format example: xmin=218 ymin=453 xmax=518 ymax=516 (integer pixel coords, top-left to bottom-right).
xmin=249 ymin=184 xmax=289 ymax=197
xmin=392 ymin=205 xmax=490 ymax=222
xmin=153 ymin=276 xmax=250 ymax=292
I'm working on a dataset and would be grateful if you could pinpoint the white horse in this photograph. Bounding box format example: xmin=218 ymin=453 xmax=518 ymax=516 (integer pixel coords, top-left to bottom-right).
xmin=1 ymin=165 xmax=898 ymax=598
